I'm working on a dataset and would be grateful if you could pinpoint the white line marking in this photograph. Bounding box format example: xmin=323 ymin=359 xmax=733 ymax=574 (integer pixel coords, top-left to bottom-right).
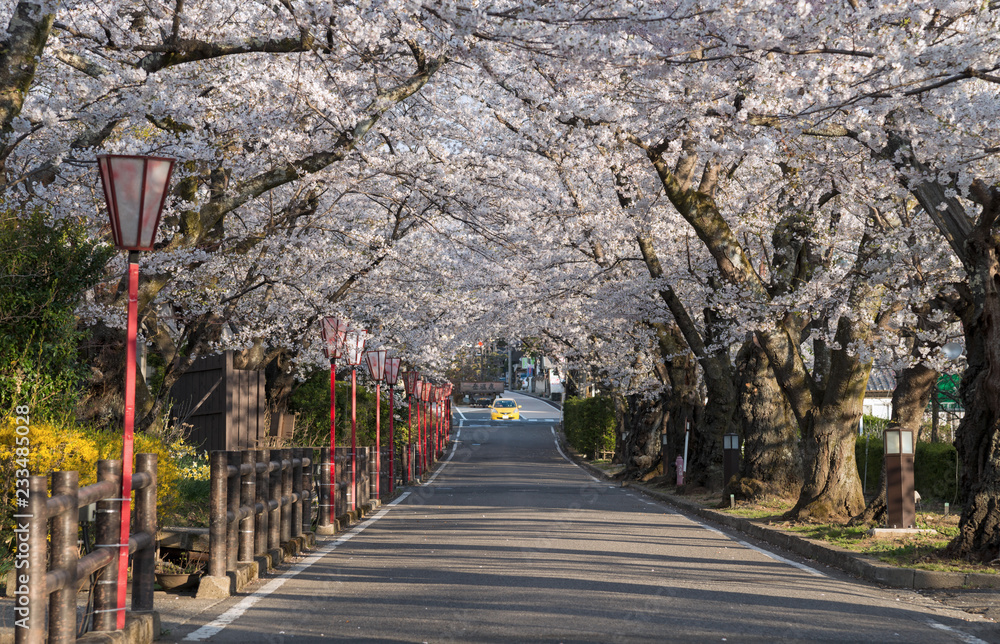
xmin=552 ymin=427 xmax=601 ymax=483
xmin=422 ymin=429 xmax=460 ymax=485
xmin=454 ymin=407 xmax=466 ymax=420
xmin=183 ymin=491 xmax=411 ymax=641
xmin=697 ymin=523 xmax=826 ymax=577
xmin=928 ymin=620 xmax=989 ymax=644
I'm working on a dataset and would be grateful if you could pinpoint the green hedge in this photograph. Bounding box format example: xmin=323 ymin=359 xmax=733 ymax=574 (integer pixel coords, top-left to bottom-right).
xmin=564 ymin=396 xmax=616 ymax=458
xmin=289 ymin=373 xmax=411 ymax=450
xmin=855 ymin=436 xmax=958 ymax=502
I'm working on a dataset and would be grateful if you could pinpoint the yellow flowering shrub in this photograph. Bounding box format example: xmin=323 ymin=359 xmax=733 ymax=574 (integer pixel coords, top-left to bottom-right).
xmin=1 ymin=417 xmax=183 ymax=567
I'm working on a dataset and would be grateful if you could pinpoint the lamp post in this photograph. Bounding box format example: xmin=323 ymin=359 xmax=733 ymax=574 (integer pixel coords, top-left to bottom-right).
xmin=884 ymin=427 xmax=916 ymax=529
xmin=343 ymin=330 xmax=367 ymax=511
xmin=414 ymin=380 xmax=425 ymax=478
xmin=434 ymin=386 xmax=443 ymax=455
xmin=420 ymin=379 xmax=432 ymax=473
xmin=97 ymin=153 xmax=175 ymax=630
xmin=403 ymin=370 xmax=419 ymax=482
xmin=385 ymin=357 xmax=401 ymax=494
xmin=443 ymin=383 xmax=453 ymax=445
xmin=363 ymin=349 xmax=387 ymax=500
xmin=320 ymin=317 xmax=348 ymax=523
xmin=723 ymin=433 xmax=740 ymax=491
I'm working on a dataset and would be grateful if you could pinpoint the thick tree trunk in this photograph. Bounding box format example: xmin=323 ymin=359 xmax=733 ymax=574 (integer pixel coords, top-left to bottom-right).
xmin=616 ymin=393 xmax=668 ymax=478
xmin=852 ymin=364 xmax=938 ymax=526
xmin=730 ymin=338 xmax=801 ymax=501
xmin=948 ymin=190 xmax=1000 ymax=561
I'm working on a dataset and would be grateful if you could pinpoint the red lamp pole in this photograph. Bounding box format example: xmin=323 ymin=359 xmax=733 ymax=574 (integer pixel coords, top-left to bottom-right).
xmin=363 ymin=349 xmax=387 ymax=500
xmin=385 ymin=358 xmax=401 ymax=494
xmin=403 ymin=371 xmax=418 ymax=482
xmin=344 ymin=330 xmax=367 ymax=511
xmin=97 ymin=154 xmax=174 ymax=631
xmin=320 ymin=317 xmax=348 ymax=523
xmin=414 ymin=380 xmax=424 ymax=478
xmin=420 ymin=380 xmax=431 ymax=474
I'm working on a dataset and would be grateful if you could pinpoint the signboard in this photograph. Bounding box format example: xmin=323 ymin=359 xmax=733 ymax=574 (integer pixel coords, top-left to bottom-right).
xmin=460 ymin=381 xmax=504 ymax=394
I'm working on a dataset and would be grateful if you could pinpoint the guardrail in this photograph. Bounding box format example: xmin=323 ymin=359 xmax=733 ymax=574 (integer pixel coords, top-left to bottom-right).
xmin=17 ymin=455 xmax=157 ymax=644
xmin=206 ymin=448 xmax=314 ymax=580
xmin=204 ymin=439 xmax=448 ymax=593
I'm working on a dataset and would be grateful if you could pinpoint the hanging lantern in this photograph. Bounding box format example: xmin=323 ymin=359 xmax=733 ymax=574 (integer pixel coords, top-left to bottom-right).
xmin=97 ymin=155 xmax=176 ymax=251
xmin=364 ymin=349 xmax=388 ymax=382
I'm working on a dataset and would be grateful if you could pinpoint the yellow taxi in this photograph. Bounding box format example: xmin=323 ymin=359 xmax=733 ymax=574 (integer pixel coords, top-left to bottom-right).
xmin=490 ymin=398 xmax=521 ymax=420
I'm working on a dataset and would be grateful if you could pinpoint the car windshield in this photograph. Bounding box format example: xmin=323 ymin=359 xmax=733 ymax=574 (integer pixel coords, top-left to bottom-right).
xmin=494 ymin=400 xmax=516 ymax=408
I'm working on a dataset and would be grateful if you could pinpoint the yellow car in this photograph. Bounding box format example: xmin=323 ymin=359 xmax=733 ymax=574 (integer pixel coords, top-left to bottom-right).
xmin=490 ymin=398 xmax=521 ymax=420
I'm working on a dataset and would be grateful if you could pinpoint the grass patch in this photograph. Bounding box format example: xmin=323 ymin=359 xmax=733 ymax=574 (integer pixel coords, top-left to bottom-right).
xmin=635 ymin=476 xmax=998 ymax=576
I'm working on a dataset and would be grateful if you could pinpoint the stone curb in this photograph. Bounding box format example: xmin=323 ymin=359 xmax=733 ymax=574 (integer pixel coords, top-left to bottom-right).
xmin=0 ymin=612 xmax=157 ymax=644
xmin=553 ymin=426 xmax=998 ymax=591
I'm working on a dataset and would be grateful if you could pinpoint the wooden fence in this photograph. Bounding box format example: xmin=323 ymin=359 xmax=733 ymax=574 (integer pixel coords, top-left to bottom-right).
xmin=16 ymin=456 xmax=157 ymax=644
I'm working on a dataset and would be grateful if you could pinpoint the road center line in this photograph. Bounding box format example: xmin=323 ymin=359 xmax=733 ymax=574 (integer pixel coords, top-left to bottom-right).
xmin=183 ymin=491 xmax=412 ymax=641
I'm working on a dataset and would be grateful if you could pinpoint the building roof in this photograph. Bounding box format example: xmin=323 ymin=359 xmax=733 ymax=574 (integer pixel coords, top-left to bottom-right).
xmin=866 ymin=368 xmax=897 ymax=395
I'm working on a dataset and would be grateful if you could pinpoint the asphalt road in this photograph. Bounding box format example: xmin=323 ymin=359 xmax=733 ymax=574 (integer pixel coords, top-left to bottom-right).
xmin=167 ymin=392 xmax=997 ymax=643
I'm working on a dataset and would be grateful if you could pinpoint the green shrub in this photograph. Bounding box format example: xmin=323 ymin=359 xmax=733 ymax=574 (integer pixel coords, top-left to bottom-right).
xmin=289 ymin=371 xmax=411 ymax=451
xmin=0 ymin=210 xmax=113 ymax=420
xmin=855 ymin=435 xmax=958 ymax=502
xmin=564 ymin=395 xmax=616 ymax=458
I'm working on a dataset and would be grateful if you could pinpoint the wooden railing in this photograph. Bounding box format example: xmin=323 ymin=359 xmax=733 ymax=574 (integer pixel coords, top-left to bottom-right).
xmin=16 ymin=455 xmax=157 ymax=644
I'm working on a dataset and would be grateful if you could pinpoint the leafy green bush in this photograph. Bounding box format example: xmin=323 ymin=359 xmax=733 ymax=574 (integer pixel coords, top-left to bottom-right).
xmin=564 ymin=395 xmax=616 ymax=458
xmin=855 ymin=435 xmax=958 ymax=502
xmin=0 ymin=210 xmax=113 ymax=420
xmin=289 ymin=371 xmax=411 ymax=450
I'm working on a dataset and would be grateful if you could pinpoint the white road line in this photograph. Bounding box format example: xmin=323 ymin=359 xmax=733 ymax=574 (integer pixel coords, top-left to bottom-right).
xmin=928 ymin=620 xmax=989 ymax=644
xmin=454 ymin=407 xmax=467 ymax=420
xmin=552 ymin=427 xmax=601 ymax=483
xmin=697 ymin=523 xmax=826 ymax=577
xmin=421 ymin=428 xmax=460 ymax=485
xmin=182 ymin=491 xmax=412 ymax=641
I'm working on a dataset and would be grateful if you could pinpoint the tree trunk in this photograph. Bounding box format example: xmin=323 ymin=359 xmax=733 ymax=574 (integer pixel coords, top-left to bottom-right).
xmin=616 ymin=393 xmax=668 ymax=478
xmin=947 ymin=188 xmax=1000 ymax=561
xmin=852 ymin=364 xmax=938 ymax=526
xmin=730 ymin=337 xmax=801 ymax=501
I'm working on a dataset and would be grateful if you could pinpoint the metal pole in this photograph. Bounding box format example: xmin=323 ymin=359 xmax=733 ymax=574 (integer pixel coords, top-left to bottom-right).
xmin=351 ymin=368 xmax=357 ymax=512
xmin=49 ymin=470 xmax=78 ymax=644
xmin=116 ymin=252 xmax=140 ymax=630
xmin=133 ymin=453 xmax=156 ymax=612
xmin=208 ymin=451 xmax=227 ymax=578
xmin=93 ymin=459 xmax=120 ymax=633
xmin=375 ymin=382 xmax=381 ymax=499
xmin=388 ymin=387 xmax=395 ymax=494
xmin=329 ymin=358 xmax=337 ymax=523
xmin=240 ymin=451 xmax=255 ymax=563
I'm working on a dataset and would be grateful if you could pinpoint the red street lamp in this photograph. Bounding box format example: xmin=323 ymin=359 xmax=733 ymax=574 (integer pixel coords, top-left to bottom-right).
xmin=343 ymin=330 xmax=367 ymax=511
xmin=320 ymin=317 xmax=348 ymax=523
xmin=97 ymin=154 xmax=175 ymax=630
xmin=420 ymin=380 xmax=432 ymax=475
xmin=402 ymin=370 xmax=419 ymax=482
xmin=443 ymin=383 xmax=454 ymax=445
xmin=363 ymin=349 xmax=387 ymax=499
xmin=384 ymin=357 xmax=401 ymax=493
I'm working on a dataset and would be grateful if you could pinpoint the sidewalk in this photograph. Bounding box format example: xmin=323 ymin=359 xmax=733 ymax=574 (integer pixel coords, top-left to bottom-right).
xmin=553 ymin=430 xmax=1000 ymax=624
